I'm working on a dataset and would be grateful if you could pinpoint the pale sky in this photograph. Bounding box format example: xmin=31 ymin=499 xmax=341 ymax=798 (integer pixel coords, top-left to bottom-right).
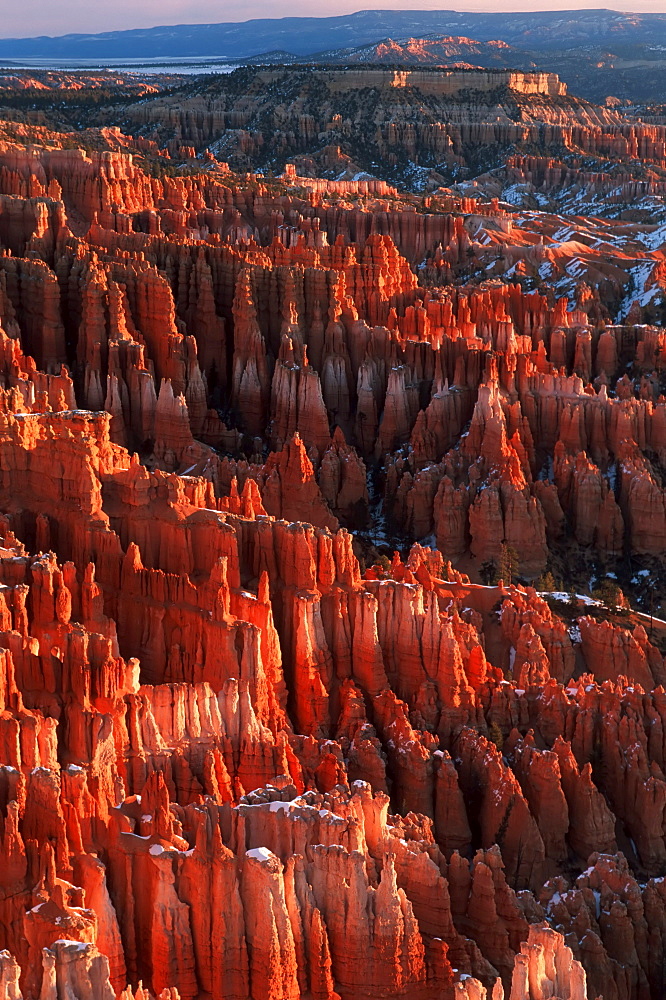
xmin=2 ymin=0 xmax=666 ymax=39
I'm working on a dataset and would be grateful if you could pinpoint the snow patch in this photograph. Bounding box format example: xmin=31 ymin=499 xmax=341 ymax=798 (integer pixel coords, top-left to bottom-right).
xmin=246 ymin=847 xmax=274 ymax=862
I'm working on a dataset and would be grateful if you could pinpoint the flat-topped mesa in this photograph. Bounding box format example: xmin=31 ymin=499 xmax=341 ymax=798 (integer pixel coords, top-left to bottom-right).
xmin=256 ymin=66 xmax=567 ymax=98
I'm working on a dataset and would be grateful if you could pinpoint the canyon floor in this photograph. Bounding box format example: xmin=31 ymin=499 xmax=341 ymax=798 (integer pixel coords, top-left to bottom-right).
xmin=1 ymin=64 xmax=666 ymax=1000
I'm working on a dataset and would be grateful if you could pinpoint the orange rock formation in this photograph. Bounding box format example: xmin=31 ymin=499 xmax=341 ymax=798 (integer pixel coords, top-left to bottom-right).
xmin=0 ymin=74 xmax=665 ymax=1000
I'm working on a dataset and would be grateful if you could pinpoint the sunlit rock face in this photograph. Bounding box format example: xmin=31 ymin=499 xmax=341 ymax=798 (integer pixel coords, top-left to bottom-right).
xmin=0 ymin=64 xmax=665 ymax=1000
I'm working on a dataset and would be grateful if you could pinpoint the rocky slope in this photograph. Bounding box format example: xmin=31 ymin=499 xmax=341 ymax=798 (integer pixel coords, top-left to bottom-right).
xmin=108 ymin=65 xmax=624 ymax=187
xmin=0 ymin=70 xmax=666 ymax=1000
xmin=3 ymin=64 xmax=663 ymax=191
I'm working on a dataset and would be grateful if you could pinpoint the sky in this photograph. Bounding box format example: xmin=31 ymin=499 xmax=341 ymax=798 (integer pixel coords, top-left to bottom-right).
xmin=3 ymin=0 xmax=666 ymax=38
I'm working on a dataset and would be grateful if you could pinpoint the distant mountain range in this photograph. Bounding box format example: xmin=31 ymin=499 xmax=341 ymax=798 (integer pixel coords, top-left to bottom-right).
xmin=310 ymin=36 xmax=528 ymax=69
xmin=1 ymin=8 xmax=666 ymax=60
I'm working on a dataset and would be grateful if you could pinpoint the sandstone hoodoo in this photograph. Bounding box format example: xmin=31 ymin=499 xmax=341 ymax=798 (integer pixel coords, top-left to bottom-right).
xmin=1 ymin=41 xmax=666 ymax=1000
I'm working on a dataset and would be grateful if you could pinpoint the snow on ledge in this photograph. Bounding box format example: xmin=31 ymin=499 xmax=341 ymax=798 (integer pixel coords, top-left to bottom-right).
xmin=246 ymin=846 xmax=274 ymax=862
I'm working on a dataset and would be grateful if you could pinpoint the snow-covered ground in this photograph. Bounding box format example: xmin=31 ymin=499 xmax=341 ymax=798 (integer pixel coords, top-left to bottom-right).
xmin=538 ymin=591 xmax=603 ymax=606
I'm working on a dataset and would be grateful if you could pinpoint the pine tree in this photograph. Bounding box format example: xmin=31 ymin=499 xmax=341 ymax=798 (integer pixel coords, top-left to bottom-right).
xmin=488 ymin=721 xmax=504 ymax=751
xmin=498 ymin=542 xmax=519 ymax=584
xmin=538 ymin=570 xmax=557 ymax=592
xmin=480 ymin=559 xmax=498 ymax=586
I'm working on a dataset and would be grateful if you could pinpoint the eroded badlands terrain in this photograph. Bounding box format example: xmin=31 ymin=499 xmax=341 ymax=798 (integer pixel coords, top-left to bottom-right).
xmin=0 ymin=66 xmax=666 ymax=1000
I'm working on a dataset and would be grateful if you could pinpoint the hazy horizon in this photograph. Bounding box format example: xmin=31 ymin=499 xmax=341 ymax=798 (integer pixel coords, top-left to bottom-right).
xmin=3 ymin=0 xmax=666 ymax=40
